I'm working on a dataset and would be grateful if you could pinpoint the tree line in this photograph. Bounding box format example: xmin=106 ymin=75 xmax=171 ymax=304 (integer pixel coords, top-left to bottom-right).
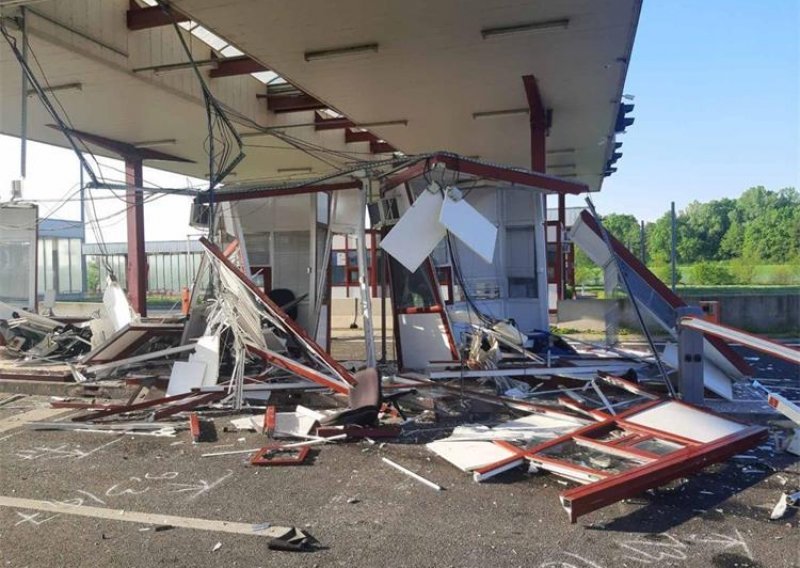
xmin=576 ymin=186 xmax=800 ymax=286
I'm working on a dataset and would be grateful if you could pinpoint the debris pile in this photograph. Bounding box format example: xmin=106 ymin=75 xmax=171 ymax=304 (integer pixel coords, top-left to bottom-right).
xmin=2 ymin=236 xmax=789 ymax=528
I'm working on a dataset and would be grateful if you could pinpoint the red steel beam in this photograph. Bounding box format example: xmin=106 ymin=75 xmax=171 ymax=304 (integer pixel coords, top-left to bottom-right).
xmin=578 ymin=211 xmax=753 ymax=375
xmin=265 ymin=92 xmax=326 ymax=113
xmin=380 ymin=159 xmax=429 ymax=193
xmin=209 ymin=56 xmax=268 ymax=78
xmin=560 ymin=424 xmax=767 ymax=522
xmin=370 ymin=140 xmax=396 ymax=154
xmin=127 ymin=5 xmax=189 ymax=31
xmin=381 ymin=154 xmax=587 ymax=196
xmin=195 ymin=180 xmax=361 ymax=204
xmin=246 ymin=345 xmax=351 ymax=394
xmin=200 ymin=237 xmax=356 ymax=386
xmin=522 ymin=74 xmax=547 ymax=173
xmin=345 ymin=129 xmax=378 ymax=144
xmin=125 ymin=158 xmax=148 ymax=316
xmin=152 ymin=392 xmax=225 ymax=421
xmin=47 ymin=125 xmax=193 ymax=163
xmin=189 ymin=412 xmax=201 ymax=442
xmin=263 ymin=405 xmax=276 ymax=435
xmin=432 ymin=153 xmax=587 ymax=195
xmin=73 ymin=391 xmax=196 ymax=422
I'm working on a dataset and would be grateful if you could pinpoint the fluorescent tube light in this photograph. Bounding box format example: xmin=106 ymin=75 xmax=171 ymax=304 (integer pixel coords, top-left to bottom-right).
xmin=277 ymin=167 xmax=313 ymax=174
xmin=26 ymin=82 xmax=81 ymax=96
xmin=134 ymin=139 xmax=177 ymax=148
xmin=305 ymin=43 xmax=378 ymax=61
xmin=481 ymin=19 xmax=569 ymax=39
xmin=547 ymin=148 xmax=575 ymax=156
xmin=472 ymin=108 xmax=529 ymax=119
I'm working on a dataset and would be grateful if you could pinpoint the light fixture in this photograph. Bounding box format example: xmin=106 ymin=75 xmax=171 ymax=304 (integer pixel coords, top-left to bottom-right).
xmin=481 ymin=18 xmax=569 ymax=39
xmin=305 ymin=43 xmax=379 ymax=61
xmin=472 ymin=108 xmax=529 ymax=119
xmin=547 ymin=148 xmax=575 ymax=156
xmin=133 ymin=59 xmax=217 ymax=73
xmin=26 ymin=82 xmax=81 ymax=96
xmin=134 ymin=138 xmax=177 ymax=148
xmin=240 ymin=118 xmax=408 ymax=136
xmin=361 ymin=119 xmax=408 ymax=128
xmin=277 ymin=167 xmax=313 ymax=174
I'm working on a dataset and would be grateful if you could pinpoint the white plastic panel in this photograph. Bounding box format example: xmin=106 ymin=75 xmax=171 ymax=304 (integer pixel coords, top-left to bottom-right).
xmin=329 ymin=188 xmax=361 ymax=233
xmin=166 ymin=361 xmax=207 ymax=396
xmin=426 ymin=440 xmax=517 ymax=472
xmin=380 ymin=189 xmax=445 ymax=273
xmin=397 ymin=312 xmax=454 ymax=369
xmin=625 ymin=401 xmax=746 ymax=444
xmin=439 ymin=190 xmax=497 ymax=264
xmin=0 ymin=204 xmax=37 ymax=310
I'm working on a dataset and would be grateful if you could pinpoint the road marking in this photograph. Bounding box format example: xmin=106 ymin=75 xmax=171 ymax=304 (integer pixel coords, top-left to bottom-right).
xmin=0 ymin=495 xmax=293 ymax=538
xmin=0 ymin=408 xmax=74 ymax=434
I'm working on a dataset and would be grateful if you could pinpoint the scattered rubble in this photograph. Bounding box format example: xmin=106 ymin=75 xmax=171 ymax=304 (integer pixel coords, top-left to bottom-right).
xmin=1 ymin=216 xmax=796 ymax=537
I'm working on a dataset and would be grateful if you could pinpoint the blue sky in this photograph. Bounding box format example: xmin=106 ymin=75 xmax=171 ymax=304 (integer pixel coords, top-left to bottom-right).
xmin=0 ymin=0 xmax=797 ymax=240
xmin=578 ymin=0 xmax=800 ymax=221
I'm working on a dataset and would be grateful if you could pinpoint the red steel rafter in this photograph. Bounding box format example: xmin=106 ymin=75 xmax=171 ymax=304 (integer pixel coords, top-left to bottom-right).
xmin=127 ymin=5 xmax=189 ymax=31
xmin=195 ymin=181 xmax=360 ymax=204
xmin=264 ymin=92 xmax=326 ymax=113
xmin=209 ymin=56 xmax=268 ymax=78
xmin=200 ymin=237 xmax=356 ymax=387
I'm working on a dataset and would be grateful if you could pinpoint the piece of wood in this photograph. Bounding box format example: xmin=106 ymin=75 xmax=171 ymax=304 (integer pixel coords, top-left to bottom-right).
xmin=0 ymin=495 xmax=294 ymax=538
xmin=382 ymin=457 xmax=443 ymax=491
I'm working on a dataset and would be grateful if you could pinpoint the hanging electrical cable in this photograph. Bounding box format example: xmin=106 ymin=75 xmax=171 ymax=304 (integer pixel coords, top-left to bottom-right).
xmin=157 ymin=0 xmax=245 ymax=239
xmin=0 ymin=18 xmax=100 ymax=188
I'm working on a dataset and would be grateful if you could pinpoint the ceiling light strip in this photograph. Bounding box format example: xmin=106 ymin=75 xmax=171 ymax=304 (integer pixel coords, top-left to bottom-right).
xmin=305 ymin=43 xmax=379 ymax=61
xmin=482 ymin=18 xmax=569 ymax=39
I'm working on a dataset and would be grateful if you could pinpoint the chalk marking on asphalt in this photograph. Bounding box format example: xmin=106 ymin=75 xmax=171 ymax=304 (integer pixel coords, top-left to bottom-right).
xmin=0 ymin=408 xmax=74 ymax=434
xmin=0 ymin=495 xmax=293 ymax=538
xmin=77 ymin=435 xmax=125 ymax=459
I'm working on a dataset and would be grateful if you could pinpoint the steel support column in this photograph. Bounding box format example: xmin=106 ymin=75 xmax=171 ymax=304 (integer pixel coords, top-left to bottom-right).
xmin=556 ymin=193 xmax=566 ymax=300
xmin=356 ymin=181 xmax=377 ymax=369
xmin=125 ymin=158 xmax=147 ymax=316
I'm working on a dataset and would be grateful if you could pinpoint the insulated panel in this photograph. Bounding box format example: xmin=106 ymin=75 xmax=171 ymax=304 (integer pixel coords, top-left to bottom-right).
xmin=439 ymin=190 xmax=497 ymax=264
xmin=625 ymin=401 xmax=746 ymax=443
xmin=397 ymin=312 xmax=453 ymax=369
xmin=0 ymin=204 xmax=37 ymax=310
xmin=427 ymin=440 xmax=518 ymax=472
xmin=380 ymin=189 xmax=445 ymax=273
xmin=166 ymin=361 xmax=207 ymax=396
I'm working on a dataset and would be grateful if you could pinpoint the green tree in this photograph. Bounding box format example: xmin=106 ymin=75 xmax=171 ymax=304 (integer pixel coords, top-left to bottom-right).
xmin=600 ymin=213 xmax=641 ymax=252
xmin=86 ymin=260 xmax=100 ymax=293
xmin=646 ymin=213 xmax=673 ymax=264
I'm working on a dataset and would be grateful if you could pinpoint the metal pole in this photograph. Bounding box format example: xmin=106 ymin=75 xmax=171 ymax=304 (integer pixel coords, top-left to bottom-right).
xmin=639 ymin=220 xmax=646 ymax=264
xmin=356 ymin=181 xmax=376 ymax=369
xmin=19 ymin=6 xmax=27 ymax=179
xmin=80 ymin=165 xmax=87 ymax=296
xmin=670 ymin=201 xmax=677 ymax=292
xmin=380 ymin=245 xmax=387 ymax=363
xmin=585 ymin=198 xmax=676 ymax=398
xmin=185 ymin=235 xmax=191 ymax=288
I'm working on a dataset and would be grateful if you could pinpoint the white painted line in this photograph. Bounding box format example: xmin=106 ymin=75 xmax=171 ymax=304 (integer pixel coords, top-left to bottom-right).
xmin=0 ymin=495 xmax=293 ymax=538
